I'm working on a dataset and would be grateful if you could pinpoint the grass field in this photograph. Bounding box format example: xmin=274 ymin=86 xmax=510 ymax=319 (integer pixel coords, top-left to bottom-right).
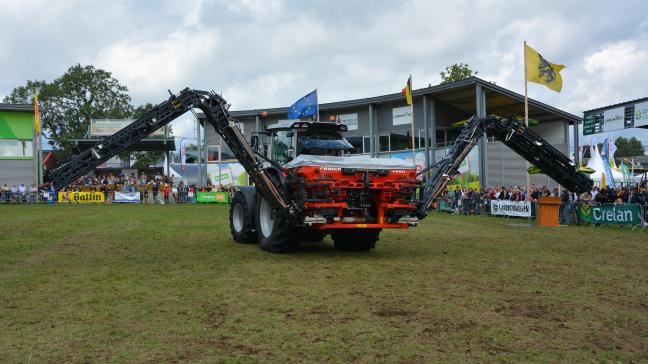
xmin=0 ymin=205 xmax=646 ymax=363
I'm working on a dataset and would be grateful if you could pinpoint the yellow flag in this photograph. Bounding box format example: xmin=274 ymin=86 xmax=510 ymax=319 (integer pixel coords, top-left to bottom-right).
xmin=525 ymin=44 xmax=565 ymax=92
xmin=33 ymin=90 xmax=41 ymax=134
xmin=401 ymin=76 xmax=412 ymax=105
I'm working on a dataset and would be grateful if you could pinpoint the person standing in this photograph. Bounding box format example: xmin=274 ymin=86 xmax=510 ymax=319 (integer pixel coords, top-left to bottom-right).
xmin=152 ymin=182 xmax=160 ymax=204
xmin=163 ymin=183 xmax=170 ymax=204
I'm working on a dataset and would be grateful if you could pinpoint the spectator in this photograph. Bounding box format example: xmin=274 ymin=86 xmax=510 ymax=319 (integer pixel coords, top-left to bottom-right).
xmin=163 ymin=183 xmax=170 ymax=204
xmin=152 ymin=182 xmax=160 ymax=204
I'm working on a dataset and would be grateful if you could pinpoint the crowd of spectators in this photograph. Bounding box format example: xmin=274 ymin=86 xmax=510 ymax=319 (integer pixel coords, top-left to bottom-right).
xmin=1 ymin=171 xmax=238 ymax=204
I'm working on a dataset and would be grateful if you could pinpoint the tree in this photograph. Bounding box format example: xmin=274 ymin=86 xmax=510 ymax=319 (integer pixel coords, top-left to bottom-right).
xmin=4 ymin=64 xmax=132 ymax=154
xmin=615 ymin=136 xmax=646 ymax=157
xmin=2 ymin=79 xmax=48 ymax=104
xmin=439 ymin=63 xmax=478 ymax=84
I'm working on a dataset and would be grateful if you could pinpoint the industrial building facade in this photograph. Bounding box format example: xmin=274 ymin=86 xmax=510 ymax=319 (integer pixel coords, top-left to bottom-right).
xmin=204 ymin=77 xmax=581 ymax=190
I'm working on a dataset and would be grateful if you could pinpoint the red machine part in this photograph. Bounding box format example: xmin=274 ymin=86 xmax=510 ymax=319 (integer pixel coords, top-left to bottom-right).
xmin=289 ymin=165 xmax=419 ymax=229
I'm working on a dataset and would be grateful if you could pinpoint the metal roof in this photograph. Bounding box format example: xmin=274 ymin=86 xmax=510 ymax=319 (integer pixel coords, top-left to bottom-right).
xmin=229 ymin=77 xmax=581 ymax=125
xmin=583 ymin=96 xmax=648 ymax=114
xmin=69 ymin=138 xmax=176 ymax=152
xmin=0 ymin=103 xmax=34 ymax=112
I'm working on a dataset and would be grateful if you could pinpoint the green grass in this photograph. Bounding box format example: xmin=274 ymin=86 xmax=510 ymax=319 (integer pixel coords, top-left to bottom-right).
xmin=0 ymin=205 xmax=646 ymax=363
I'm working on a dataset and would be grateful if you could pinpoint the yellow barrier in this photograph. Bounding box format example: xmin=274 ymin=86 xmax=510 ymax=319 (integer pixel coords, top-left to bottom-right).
xmin=58 ymin=191 xmax=105 ymax=203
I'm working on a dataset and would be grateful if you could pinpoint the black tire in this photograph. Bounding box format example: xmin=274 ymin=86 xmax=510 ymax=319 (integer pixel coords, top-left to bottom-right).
xmin=255 ymin=194 xmax=301 ymax=253
xmin=229 ymin=189 xmax=257 ymax=244
xmin=331 ymin=229 xmax=380 ymax=252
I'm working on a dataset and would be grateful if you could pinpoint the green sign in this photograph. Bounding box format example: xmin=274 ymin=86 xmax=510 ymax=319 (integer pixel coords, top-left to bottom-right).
xmin=583 ymin=113 xmax=596 ymax=136
xmin=579 ymin=204 xmax=639 ymax=225
xmin=196 ymin=192 xmax=229 ymax=203
xmin=0 ymin=111 xmax=33 ymax=139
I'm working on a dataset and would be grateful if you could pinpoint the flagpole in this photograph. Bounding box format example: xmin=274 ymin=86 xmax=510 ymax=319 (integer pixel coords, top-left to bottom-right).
xmin=410 ymin=75 xmax=416 ymax=161
xmin=315 ymin=89 xmax=320 ymax=122
xmin=523 ymin=41 xmax=531 ymax=198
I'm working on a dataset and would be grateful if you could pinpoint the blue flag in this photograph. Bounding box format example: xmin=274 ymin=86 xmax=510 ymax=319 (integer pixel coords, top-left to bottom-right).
xmin=287 ymin=90 xmax=318 ymax=119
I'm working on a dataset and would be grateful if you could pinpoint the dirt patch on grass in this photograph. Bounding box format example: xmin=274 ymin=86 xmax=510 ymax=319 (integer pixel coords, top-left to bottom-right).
xmin=494 ymin=299 xmax=566 ymax=322
xmin=199 ymin=302 xmax=227 ymax=328
xmin=146 ymin=336 xmax=262 ymax=363
xmin=584 ymin=322 xmax=648 ymax=357
xmin=373 ymin=308 xmax=415 ymax=317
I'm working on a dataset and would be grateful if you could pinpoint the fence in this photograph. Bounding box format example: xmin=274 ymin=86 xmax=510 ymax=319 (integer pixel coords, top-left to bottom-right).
xmin=435 ymin=196 xmax=647 ymax=229
xmin=0 ymin=190 xmax=231 ymax=205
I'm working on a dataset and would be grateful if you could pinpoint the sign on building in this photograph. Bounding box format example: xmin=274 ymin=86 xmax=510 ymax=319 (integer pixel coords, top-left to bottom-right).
xmin=91 ymin=119 xmax=166 ymax=137
xmin=635 ymin=101 xmax=648 ymax=128
xmin=337 ymin=113 xmax=358 ymax=130
xmin=602 ymin=107 xmax=625 ymax=132
xmin=392 ymin=106 xmax=412 ymax=126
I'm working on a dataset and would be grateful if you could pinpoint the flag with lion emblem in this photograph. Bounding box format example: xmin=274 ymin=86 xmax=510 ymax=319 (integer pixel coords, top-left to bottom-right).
xmin=525 ymin=44 xmax=565 ymax=92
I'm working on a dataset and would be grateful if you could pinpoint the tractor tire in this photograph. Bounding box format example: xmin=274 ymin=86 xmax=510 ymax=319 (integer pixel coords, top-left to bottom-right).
xmin=255 ymin=194 xmax=301 ymax=253
xmin=331 ymin=229 xmax=380 ymax=252
xmin=229 ymin=188 xmax=257 ymax=244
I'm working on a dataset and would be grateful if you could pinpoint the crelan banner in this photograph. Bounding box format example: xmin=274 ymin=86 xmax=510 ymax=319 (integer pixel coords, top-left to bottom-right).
xmin=58 ymin=191 xmax=105 ymax=203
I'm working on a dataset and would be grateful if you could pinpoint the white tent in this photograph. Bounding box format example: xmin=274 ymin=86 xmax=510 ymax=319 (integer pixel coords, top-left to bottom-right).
xmin=585 ymin=144 xmax=624 ymax=182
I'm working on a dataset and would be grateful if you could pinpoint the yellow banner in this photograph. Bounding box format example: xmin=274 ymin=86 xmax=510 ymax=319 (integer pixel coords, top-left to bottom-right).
xmin=58 ymin=191 xmax=105 ymax=203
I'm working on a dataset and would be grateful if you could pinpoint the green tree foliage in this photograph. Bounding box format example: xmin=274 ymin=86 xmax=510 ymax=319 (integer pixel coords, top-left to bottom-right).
xmin=615 ymin=136 xmax=646 ymax=157
xmin=2 ymin=79 xmax=48 ymax=104
xmin=4 ymin=64 xmax=132 ymax=155
xmin=439 ymin=63 xmax=478 ymax=84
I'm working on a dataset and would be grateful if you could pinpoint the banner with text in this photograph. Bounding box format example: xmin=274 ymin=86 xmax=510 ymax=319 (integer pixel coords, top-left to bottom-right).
xmin=196 ymin=192 xmax=229 ymax=203
xmin=579 ymin=203 xmax=639 ymax=225
xmin=490 ymin=200 xmax=532 ymax=217
xmin=58 ymin=191 xmax=105 ymax=203
xmin=114 ymin=192 xmax=140 ymax=203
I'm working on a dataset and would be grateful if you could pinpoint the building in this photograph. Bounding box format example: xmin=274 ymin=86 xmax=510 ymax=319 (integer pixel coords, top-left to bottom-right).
xmin=0 ymin=103 xmax=36 ymax=186
xmin=582 ymin=96 xmax=648 ymax=136
xmin=203 ymin=77 xmax=581 ymax=190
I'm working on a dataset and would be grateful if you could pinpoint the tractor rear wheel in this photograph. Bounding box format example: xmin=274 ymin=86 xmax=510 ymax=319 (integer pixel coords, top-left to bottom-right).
xmin=331 ymin=229 xmax=380 ymax=252
xmin=230 ymin=189 xmax=257 ymax=244
xmin=255 ymin=195 xmax=301 ymax=253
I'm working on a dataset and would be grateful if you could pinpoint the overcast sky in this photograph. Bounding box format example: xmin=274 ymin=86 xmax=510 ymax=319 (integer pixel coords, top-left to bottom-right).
xmin=1 ymin=0 xmax=647 ymax=145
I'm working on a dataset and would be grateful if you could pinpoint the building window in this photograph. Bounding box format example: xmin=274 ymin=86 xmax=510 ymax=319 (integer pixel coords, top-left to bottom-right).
xmin=19 ymin=140 xmax=33 ymax=156
xmin=389 ymin=131 xmax=410 ymax=151
xmin=362 ymin=136 xmax=371 ymax=154
xmin=346 ymin=136 xmax=363 ymax=154
xmin=436 ymin=129 xmax=446 ymax=148
xmin=0 ymin=139 xmax=32 ymax=157
xmin=417 ymin=129 xmax=433 ymax=149
xmin=377 ymin=134 xmax=390 ymax=152
xmin=446 ymin=128 xmax=459 ymax=145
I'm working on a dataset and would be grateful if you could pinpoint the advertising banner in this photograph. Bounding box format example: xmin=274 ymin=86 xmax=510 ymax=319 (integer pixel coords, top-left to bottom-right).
xmin=602 ymin=107 xmax=625 ymax=132
xmin=392 ymin=106 xmax=412 ymax=126
xmin=114 ymin=192 xmax=140 ymax=203
xmin=196 ymin=191 xmax=229 ymax=203
xmin=58 ymin=191 xmax=105 ymax=203
xmin=206 ymin=163 xmax=248 ymax=186
xmin=337 ymin=113 xmax=358 ymax=130
xmin=490 ymin=200 xmax=532 ymax=217
xmin=634 ymin=101 xmax=648 ymax=128
xmin=579 ymin=204 xmax=639 ymax=225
